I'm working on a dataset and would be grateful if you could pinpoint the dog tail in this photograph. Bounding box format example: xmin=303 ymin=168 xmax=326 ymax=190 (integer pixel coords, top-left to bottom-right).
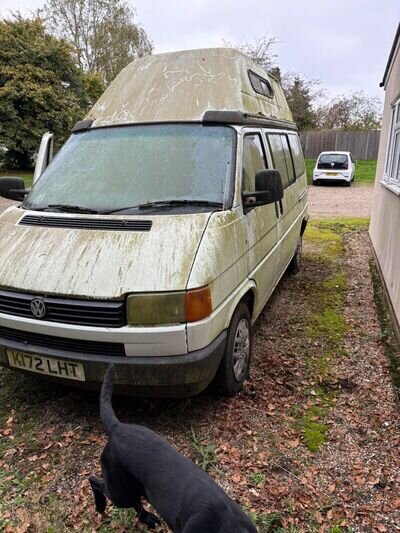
xmin=100 ymin=364 xmax=119 ymax=435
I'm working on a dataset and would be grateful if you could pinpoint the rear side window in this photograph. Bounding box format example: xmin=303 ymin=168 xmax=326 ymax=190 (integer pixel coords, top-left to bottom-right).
xmin=318 ymin=154 xmax=349 ymax=170
xmin=267 ymin=133 xmax=295 ymax=188
xmin=242 ymin=134 xmax=267 ymax=192
xmin=288 ymin=134 xmax=305 ymax=178
xmin=248 ymin=70 xmax=273 ymax=98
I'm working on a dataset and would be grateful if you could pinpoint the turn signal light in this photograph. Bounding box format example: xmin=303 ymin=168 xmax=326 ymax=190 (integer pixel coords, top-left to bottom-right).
xmin=185 ymin=286 xmax=212 ymax=322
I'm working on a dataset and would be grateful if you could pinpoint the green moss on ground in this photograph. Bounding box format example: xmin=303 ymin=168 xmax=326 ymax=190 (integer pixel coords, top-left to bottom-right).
xmin=295 ymin=219 xmax=364 ymax=452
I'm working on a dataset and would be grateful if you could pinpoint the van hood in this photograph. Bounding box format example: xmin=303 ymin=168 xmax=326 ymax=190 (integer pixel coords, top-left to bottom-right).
xmin=0 ymin=208 xmax=211 ymax=299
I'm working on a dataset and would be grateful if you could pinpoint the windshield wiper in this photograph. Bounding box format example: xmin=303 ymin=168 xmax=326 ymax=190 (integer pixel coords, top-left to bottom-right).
xmin=46 ymin=204 xmax=100 ymax=214
xmin=104 ymin=200 xmax=223 ymax=214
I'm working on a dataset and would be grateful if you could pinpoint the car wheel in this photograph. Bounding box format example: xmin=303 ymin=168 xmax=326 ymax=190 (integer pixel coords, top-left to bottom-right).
xmin=345 ymin=181 xmax=351 ymax=187
xmin=287 ymin=236 xmax=302 ymax=275
xmin=216 ymin=302 xmax=252 ymax=396
xmin=313 ymin=180 xmax=319 ymax=186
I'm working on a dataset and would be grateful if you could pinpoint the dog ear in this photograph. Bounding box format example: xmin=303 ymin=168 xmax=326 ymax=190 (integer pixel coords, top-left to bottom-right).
xmin=89 ymin=475 xmax=107 ymax=514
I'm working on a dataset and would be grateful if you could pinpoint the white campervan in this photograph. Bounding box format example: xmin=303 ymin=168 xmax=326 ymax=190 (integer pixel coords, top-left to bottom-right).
xmin=0 ymin=48 xmax=308 ymax=396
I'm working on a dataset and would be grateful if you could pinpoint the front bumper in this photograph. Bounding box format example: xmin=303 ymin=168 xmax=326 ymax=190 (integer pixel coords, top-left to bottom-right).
xmin=0 ymin=330 xmax=227 ymax=397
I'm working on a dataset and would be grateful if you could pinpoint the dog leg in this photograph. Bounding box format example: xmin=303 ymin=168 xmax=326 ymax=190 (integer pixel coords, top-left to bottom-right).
xmin=89 ymin=476 xmax=107 ymax=514
xmin=137 ymin=508 xmax=161 ymax=529
xmin=132 ymin=499 xmax=160 ymax=530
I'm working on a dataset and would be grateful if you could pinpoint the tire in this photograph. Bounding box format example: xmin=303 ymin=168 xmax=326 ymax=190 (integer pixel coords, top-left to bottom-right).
xmin=345 ymin=181 xmax=351 ymax=187
xmin=313 ymin=180 xmax=319 ymax=186
xmin=216 ymin=302 xmax=252 ymax=396
xmin=287 ymin=236 xmax=302 ymax=275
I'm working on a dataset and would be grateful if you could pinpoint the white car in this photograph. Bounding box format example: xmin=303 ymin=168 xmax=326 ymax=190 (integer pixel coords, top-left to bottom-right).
xmin=313 ymin=151 xmax=355 ymax=186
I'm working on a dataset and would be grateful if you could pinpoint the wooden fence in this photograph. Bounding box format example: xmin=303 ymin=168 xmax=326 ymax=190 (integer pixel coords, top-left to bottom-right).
xmin=300 ymin=130 xmax=380 ymax=160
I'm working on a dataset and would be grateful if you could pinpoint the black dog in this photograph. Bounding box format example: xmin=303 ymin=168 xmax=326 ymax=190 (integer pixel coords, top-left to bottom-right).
xmin=89 ymin=364 xmax=258 ymax=532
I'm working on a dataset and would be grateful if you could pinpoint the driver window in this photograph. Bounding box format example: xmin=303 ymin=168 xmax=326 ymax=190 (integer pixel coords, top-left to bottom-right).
xmin=242 ymin=133 xmax=267 ymax=192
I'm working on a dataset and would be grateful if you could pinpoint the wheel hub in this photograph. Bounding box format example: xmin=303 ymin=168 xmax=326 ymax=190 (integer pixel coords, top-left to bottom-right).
xmin=233 ymin=318 xmax=250 ymax=381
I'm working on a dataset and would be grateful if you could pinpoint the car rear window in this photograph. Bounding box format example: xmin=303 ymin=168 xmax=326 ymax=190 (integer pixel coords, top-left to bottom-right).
xmin=318 ymin=154 xmax=348 ymax=170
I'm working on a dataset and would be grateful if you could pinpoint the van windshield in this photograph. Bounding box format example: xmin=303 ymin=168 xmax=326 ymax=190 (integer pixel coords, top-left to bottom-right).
xmin=23 ymin=124 xmax=235 ymax=213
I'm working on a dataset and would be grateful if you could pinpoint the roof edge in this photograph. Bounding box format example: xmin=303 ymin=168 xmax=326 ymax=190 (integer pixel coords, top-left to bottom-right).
xmin=380 ymin=23 xmax=400 ymax=87
xmin=202 ymin=110 xmax=297 ymax=130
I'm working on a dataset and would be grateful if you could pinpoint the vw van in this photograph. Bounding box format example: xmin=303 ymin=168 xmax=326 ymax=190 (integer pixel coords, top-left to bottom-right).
xmin=0 ymin=48 xmax=308 ymax=396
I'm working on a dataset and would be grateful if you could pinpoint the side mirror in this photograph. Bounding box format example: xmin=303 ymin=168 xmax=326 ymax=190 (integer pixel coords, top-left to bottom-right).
xmin=33 ymin=132 xmax=54 ymax=184
xmin=0 ymin=177 xmax=29 ymax=201
xmin=243 ymin=169 xmax=283 ymax=208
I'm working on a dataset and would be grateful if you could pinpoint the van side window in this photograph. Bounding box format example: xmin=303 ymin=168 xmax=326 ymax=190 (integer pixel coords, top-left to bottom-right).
xmin=242 ymin=134 xmax=267 ymax=192
xmin=267 ymin=134 xmax=289 ymax=188
xmin=267 ymin=133 xmax=296 ymax=188
xmin=288 ymin=133 xmax=305 ymax=178
xmin=280 ymin=135 xmax=295 ymax=185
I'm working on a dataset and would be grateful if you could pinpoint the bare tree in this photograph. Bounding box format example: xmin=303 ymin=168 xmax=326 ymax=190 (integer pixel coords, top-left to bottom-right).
xmin=41 ymin=0 xmax=153 ymax=84
xmin=316 ymin=92 xmax=382 ymax=130
xmin=223 ymin=36 xmax=279 ymax=73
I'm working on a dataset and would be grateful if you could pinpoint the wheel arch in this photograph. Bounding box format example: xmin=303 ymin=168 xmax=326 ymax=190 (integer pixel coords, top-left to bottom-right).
xmin=224 ymin=281 xmax=257 ymax=329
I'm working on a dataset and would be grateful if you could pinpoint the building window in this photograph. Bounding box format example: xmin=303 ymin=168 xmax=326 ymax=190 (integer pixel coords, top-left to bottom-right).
xmin=384 ymin=98 xmax=400 ymax=184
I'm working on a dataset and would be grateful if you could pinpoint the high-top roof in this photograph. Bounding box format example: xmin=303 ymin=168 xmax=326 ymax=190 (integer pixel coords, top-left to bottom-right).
xmin=86 ymin=48 xmax=294 ymax=127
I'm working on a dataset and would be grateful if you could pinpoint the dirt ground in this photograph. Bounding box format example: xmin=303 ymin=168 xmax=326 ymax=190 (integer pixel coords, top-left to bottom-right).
xmin=0 ymin=197 xmax=17 ymax=214
xmin=1 ymin=217 xmax=399 ymax=532
xmin=308 ymin=184 xmax=374 ymax=219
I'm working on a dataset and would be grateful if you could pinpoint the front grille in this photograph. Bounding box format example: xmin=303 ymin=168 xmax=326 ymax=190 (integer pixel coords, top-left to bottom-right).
xmin=0 ymin=325 xmax=125 ymax=357
xmin=19 ymin=215 xmax=152 ymax=232
xmin=0 ymin=289 xmax=126 ymax=328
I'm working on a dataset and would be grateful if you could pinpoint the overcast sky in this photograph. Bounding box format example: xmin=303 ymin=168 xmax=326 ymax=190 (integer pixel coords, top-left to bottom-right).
xmin=0 ymin=0 xmax=398 ymax=102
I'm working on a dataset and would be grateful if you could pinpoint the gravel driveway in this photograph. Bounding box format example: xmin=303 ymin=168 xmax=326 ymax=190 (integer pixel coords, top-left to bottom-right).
xmin=0 ymin=197 xmax=18 ymax=214
xmin=308 ymin=183 xmax=374 ymax=218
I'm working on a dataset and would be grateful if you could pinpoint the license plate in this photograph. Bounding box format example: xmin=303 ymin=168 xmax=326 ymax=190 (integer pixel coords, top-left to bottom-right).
xmin=327 ymin=172 xmax=338 ymax=176
xmin=7 ymin=350 xmax=85 ymax=381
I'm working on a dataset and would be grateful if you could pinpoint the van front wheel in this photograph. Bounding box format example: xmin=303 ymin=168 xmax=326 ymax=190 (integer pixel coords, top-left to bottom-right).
xmin=216 ymin=302 xmax=252 ymax=396
xmin=287 ymin=236 xmax=302 ymax=275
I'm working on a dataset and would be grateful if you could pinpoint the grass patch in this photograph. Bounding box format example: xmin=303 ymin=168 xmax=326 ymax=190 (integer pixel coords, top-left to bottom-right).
xmin=248 ymin=511 xmax=282 ymax=532
xmin=305 ymin=159 xmax=376 ymax=185
xmin=190 ymin=426 xmax=219 ymax=472
xmin=304 ymin=223 xmax=343 ymax=263
xmin=0 ymin=170 xmax=33 ymax=188
xmin=323 ymin=273 xmax=347 ymax=290
xmin=308 ymin=308 xmax=347 ymax=339
xmin=98 ymin=508 xmax=138 ymax=532
xmin=248 ymin=472 xmax=266 ymax=486
xmin=302 ymin=418 xmax=328 ymax=453
xmin=315 ymin=218 xmax=370 ymax=233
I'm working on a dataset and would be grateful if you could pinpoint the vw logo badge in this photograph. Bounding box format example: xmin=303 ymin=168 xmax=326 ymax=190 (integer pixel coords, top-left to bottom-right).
xmin=30 ymin=298 xmax=46 ymax=319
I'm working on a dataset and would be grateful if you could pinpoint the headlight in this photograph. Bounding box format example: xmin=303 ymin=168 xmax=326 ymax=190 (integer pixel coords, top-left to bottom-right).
xmin=127 ymin=286 xmax=212 ymax=325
